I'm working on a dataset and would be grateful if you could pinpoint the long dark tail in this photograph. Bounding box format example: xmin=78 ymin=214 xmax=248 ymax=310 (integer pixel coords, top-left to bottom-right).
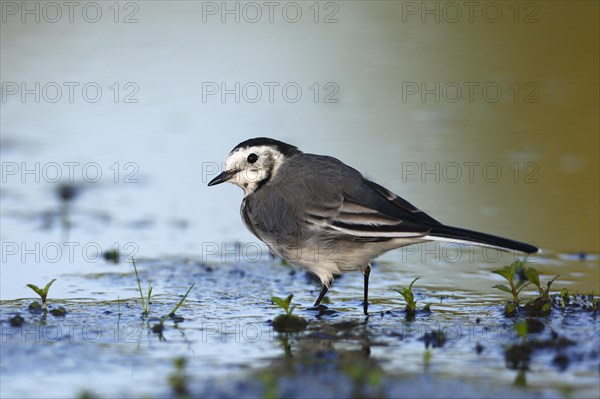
xmin=428 ymin=225 xmax=539 ymax=254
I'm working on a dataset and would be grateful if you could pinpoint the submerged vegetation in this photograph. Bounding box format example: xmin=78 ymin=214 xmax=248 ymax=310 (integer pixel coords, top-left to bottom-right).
xmin=394 ymin=277 xmax=428 ymax=319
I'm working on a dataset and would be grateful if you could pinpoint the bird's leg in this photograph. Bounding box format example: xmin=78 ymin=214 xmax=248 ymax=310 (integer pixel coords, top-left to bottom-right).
xmin=313 ymin=284 xmax=329 ymax=307
xmin=362 ymin=264 xmax=372 ymax=315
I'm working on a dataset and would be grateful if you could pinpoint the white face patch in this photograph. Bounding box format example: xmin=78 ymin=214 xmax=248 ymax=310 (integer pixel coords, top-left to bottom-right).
xmin=223 ymin=145 xmax=285 ymax=195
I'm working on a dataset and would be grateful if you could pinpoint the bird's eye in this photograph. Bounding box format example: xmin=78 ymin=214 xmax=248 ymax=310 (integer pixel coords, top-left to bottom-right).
xmin=247 ymin=153 xmax=258 ymax=164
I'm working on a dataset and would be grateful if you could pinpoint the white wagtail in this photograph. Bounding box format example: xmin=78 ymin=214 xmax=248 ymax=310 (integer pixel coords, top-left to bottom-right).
xmin=208 ymin=138 xmax=538 ymax=314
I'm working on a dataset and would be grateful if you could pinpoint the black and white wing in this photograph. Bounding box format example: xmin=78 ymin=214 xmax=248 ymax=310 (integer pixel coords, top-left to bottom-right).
xmin=303 ymin=177 xmax=538 ymax=253
xmin=303 ymin=178 xmax=440 ymax=241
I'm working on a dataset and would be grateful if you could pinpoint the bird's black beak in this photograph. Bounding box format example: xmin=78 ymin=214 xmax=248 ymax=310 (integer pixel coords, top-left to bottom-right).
xmin=208 ymin=169 xmax=238 ymax=186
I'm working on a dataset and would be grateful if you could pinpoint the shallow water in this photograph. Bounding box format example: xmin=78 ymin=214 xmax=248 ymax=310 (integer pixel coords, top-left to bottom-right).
xmin=1 ymin=257 xmax=599 ymax=398
xmin=1 ymin=1 xmax=599 ymax=398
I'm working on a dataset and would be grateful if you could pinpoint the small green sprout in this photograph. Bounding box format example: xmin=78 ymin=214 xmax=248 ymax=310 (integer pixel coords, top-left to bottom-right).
xmin=493 ymin=261 xmax=529 ymax=304
xmin=146 ymin=282 xmax=153 ymax=315
xmin=394 ymin=277 xmax=420 ymax=318
xmin=271 ymin=294 xmax=297 ymax=316
xmin=169 ymin=283 xmax=195 ymax=318
xmin=132 ymin=258 xmax=152 ymax=316
xmin=271 ymin=294 xmax=307 ymax=332
xmin=26 ymin=278 xmax=57 ymax=312
xmin=493 ymin=261 xmax=561 ymax=316
xmin=492 ymin=260 xmax=530 ymax=315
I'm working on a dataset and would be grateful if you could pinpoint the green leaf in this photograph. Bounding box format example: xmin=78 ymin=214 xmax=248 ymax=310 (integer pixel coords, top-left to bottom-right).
xmin=26 ymin=279 xmax=57 ymax=300
xmin=26 ymin=284 xmax=43 ymax=297
xmin=492 ymin=266 xmax=513 ymax=282
xmin=408 ymin=277 xmax=420 ymax=291
xmin=271 ymin=296 xmax=287 ymax=311
xmin=132 ymin=258 xmax=145 ymax=309
xmin=145 ymin=282 xmax=153 ymax=315
xmin=393 ymin=289 xmax=406 ymax=301
xmin=395 ymin=278 xmax=420 ymax=306
xmin=169 ymin=283 xmax=195 ymax=317
xmin=42 ymin=279 xmax=57 ymax=295
xmin=272 ymin=294 xmax=296 ymax=314
xmin=493 ymin=284 xmax=512 ymax=294
xmin=284 ymin=294 xmax=294 ymax=306
xmin=525 ymin=268 xmax=540 ymax=287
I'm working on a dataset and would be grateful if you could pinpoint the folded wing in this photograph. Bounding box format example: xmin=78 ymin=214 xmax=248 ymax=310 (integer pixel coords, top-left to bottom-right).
xmin=302 ymin=177 xmax=537 ymax=253
xmin=303 ymin=179 xmax=439 ymax=241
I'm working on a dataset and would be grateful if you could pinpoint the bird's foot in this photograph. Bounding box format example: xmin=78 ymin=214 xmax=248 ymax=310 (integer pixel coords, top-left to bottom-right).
xmin=362 ymin=300 xmax=369 ymax=316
